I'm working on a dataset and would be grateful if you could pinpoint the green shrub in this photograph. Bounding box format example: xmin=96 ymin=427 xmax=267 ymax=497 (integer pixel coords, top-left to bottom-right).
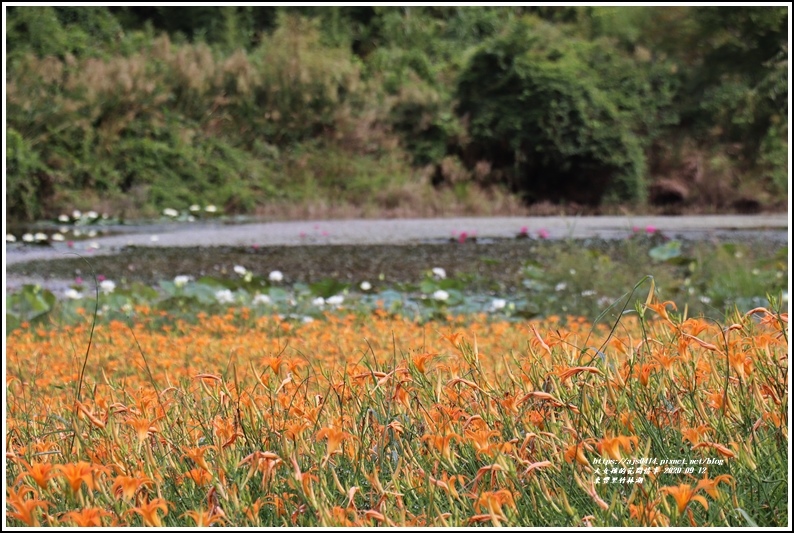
xmin=6 ymin=128 xmax=52 ymax=221
xmin=455 ymin=16 xmax=678 ymax=205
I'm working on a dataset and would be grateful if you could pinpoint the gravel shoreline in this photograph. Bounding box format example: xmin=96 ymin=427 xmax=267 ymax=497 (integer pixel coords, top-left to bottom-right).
xmin=6 ymin=215 xmax=789 ymax=296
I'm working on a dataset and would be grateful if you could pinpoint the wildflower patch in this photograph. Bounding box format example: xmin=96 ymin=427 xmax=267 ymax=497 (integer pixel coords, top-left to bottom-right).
xmin=5 ymin=303 xmax=788 ymax=526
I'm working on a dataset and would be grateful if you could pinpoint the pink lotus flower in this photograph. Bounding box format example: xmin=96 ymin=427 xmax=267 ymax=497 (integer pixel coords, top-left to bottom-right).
xmin=458 ymin=231 xmax=468 ymax=243
xmin=97 ymin=275 xmax=106 ymax=282
xmin=75 ymin=277 xmax=83 ymax=285
xmin=646 ymin=225 xmax=657 ymax=234
xmin=537 ymin=229 xmax=549 ymax=239
xmin=520 ymin=226 xmax=529 ymax=235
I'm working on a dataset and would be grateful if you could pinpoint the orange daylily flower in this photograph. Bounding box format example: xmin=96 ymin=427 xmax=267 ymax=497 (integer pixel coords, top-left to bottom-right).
xmin=284 ymin=419 xmax=311 ymax=440
xmin=691 ymin=441 xmax=736 ymax=458
xmin=441 ymin=331 xmax=464 ymax=348
xmin=529 ymin=324 xmax=552 ymax=355
xmin=661 ymin=483 xmax=709 ymax=514
xmin=681 ymin=425 xmax=712 ymax=446
xmin=422 ymin=432 xmax=462 ymax=462
xmin=557 ymin=366 xmax=603 ymax=382
xmin=261 ymin=355 xmax=284 ymax=374
xmin=6 ymin=485 xmax=51 ymax=526
xmin=423 ymin=470 xmax=465 ymax=499
xmin=183 ymin=467 xmax=213 ymax=486
xmin=244 ymin=497 xmax=265 ymax=525
xmin=128 ymin=497 xmax=170 ymax=527
xmin=472 ymin=489 xmax=518 ymax=526
xmin=363 ymin=509 xmax=394 ymax=526
xmin=212 ymin=416 xmax=243 ymax=449
xmin=16 ymin=459 xmax=54 ymax=490
xmin=238 ymin=450 xmax=283 ymax=489
xmin=126 ymin=416 xmax=161 ymax=447
xmin=76 ymin=400 xmax=107 ymax=428
xmin=629 ymin=500 xmax=669 ymax=526
xmin=464 ymin=427 xmax=501 ymax=456
xmin=412 ymin=352 xmax=439 ymax=374
xmin=472 ymin=463 xmax=508 ymax=491
xmin=682 ymin=333 xmax=720 ymax=352
xmin=522 ymin=460 xmax=553 ymax=477
xmin=290 ymin=456 xmax=319 ymax=501
xmin=181 ymin=508 xmax=227 ymax=527
xmin=183 ymin=445 xmax=213 ymax=471
xmin=316 ymin=426 xmax=353 ymax=464
xmin=595 ymin=435 xmax=639 ymax=461
xmin=705 ymin=390 xmax=725 ymax=411
xmin=111 ymin=473 xmax=153 ymax=501
xmin=54 ymin=461 xmax=107 ymax=494
xmin=328 ymin=505 xmax=357 ymax=526
xmin=61 ymin=507 xmax=113 ymax=527
xmin=646 ymin=300 xmax=677 ymax=322
xmin=695 ymin=473 xmax=733 ymax=498
xmin=564 ymin=442 xmax=592 ymax=466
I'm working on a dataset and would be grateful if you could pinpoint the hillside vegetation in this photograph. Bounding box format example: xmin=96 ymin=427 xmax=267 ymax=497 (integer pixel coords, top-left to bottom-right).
xmin=6 ymin=6 xmax=788 ymax=222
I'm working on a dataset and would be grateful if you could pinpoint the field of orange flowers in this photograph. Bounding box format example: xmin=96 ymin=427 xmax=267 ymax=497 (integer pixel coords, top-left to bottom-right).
xmin=5 ymin=298 xmax=789 ymax=527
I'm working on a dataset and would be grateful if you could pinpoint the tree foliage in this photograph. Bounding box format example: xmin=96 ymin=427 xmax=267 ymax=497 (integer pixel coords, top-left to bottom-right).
xmin=5 ymin=6 xmax=788 ymax=221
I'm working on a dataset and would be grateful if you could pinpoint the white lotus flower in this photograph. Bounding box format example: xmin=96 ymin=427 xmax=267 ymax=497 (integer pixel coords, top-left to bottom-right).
xmin=58 ymin=214 xmax=70 ymax=222
xmin=432 ymin=267 xmax=447 ymax=280
xmin=86 ymin=211 xmax=99 ymax=219
xmin=100 ymin=280 xmax=116 ymax=294
xmin=269 ymin=270 xmax=284 ymax=282
xmin=34 ymin=233 xmax=48 ymax=241
xmin=65 ymin=288 xmax=83 ymax=300
xmin=6 ymin=234 xmax=16 ymax=242
xmin=51 ymin=233 xmax=65 ymax=242
xmin=72 ymin=210 xmax=82 ymax=219
xmin=163 ymin=208 xmax=179 ymax=217
xmin=215 ymin=289 xmax=235 ymax=304
xmin=174 ymin=275 xmax=192 ymax=287
xmin=432 ymin=289 xmax=449 ymax=302
xmin=88 ymin=241 xmax=100 ymax=250
xmin=234 ymin=265 xmax=248 ymax=276
xmin=205 ymin=205 xmax=218 ymax=213
xmin=189 ymin=204 xmax=201 ymax=212
xmin=360 ymin=281 xmax=372 ymax=291
xmin=87 ymin=230 xmax=97 ymax=238
xmin=490 ymin=298 xmax=506 ymax=311
xmin=326 ymin=295 xmax=344 ymax=307
xmin=22 ymin=233 xmax=34 ymax=242
xmin=253 ymin=294 xmax=272 ymax=305
xmin=312 ymin=297 xmax=325 ymax=307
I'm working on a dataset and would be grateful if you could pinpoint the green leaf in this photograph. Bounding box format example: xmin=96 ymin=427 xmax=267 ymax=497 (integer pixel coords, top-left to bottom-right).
xmin=649 ymin=240 xmax=682 ymax=262
xmin=309 ymin=279 xmax=348 ymax=299
xmin=734 ymin=508 xmax=759 ymax=528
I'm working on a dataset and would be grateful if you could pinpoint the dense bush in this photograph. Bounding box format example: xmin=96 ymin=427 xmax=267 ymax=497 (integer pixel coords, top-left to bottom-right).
xmin=4 ymin=6 xmax=788 ymax=221
xmin=457 ymin=17 xmax=673 ymax=205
